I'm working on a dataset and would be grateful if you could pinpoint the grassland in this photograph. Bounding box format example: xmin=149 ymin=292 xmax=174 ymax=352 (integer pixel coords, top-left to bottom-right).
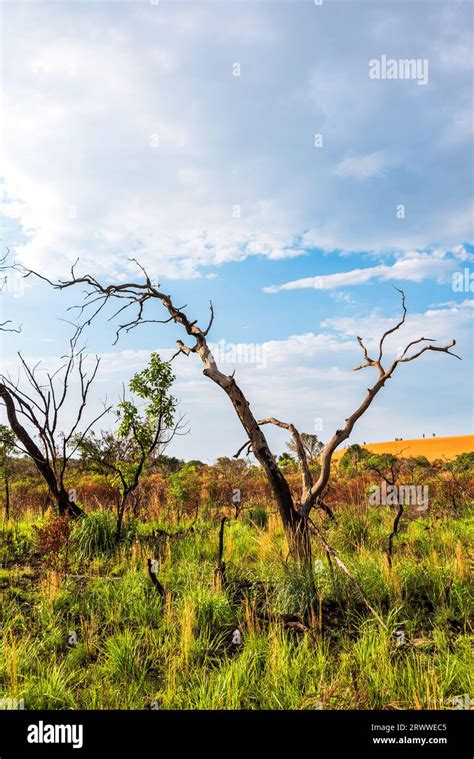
xmin=0 ymin=500 xmax=472 ymax=710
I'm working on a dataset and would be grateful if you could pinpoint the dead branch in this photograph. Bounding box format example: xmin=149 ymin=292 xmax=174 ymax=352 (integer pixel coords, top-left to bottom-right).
xmin=257 ymin=417 xmax=312 ymax=500
xmin=214 ymin=516 xmax=227 ymax=588
xmin=308 ymin=517 xmax=387 ymax=628
xmin=300 ymin=288 xmax=460 ymax=516
xmin=0 ymin=340 xmax=109 ymax=516
xmin=147 ymin=558 xmax=166 ymax=598
xmin=387 ymin=502 xmax=404 ymax=569
xmin=0 ymin=251 xmax=21 ymax=333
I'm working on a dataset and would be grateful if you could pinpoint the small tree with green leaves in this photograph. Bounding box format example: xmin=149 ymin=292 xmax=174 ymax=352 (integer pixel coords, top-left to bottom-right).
xmin=76 ymin=353 xmax=181 ymax=542
xmin=0 ymin=423 xmax=16 ymax=520
xmin=286 ymin=432 xmax=323 ymax=463
xmin=339 ymin=444 xmax=371 ymax=476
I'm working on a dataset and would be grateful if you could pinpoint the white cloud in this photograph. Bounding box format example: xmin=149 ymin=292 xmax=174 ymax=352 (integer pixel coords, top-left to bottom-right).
xmin=329 ymin=291 xmax=356 ymax=305
xmin=322 ymin=300 xmax=474 ymax=355
xmin=332 ymin=151 xmax=391 ymax=180
xmin=0 ymin=1 xmax=471 ymax=281
xmin=0 ymin=3 xmax=307 ymax=280
xmin=263 ymin=248 xmax=472 ymax=293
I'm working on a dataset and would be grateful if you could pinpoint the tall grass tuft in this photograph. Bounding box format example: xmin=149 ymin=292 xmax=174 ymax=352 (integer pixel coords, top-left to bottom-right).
xmin=72 ymin=512 xmax=137 ymax=558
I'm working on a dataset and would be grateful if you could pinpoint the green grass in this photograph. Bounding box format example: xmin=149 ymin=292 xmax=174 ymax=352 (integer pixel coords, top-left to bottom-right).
xmin=0 ymin=505 xmax=472 ymax=710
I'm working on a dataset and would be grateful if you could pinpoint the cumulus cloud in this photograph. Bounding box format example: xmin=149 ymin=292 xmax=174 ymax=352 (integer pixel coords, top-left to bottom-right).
xmin=263 ymin=248 xmax=472 ymax=293
xmin=322 ymin=300 xmax=474 ymax=356
xmin=0 ymin=1 xmax=472 ymax=281
xmin=332 ymin=151 xmax=392 ymax=180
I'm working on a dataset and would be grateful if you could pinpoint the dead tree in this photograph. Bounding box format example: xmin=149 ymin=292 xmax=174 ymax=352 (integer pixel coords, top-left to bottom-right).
xmin=0 ymin=424 xmax=16 ymax=520
xmin=366 ymin=454 xmax=405 ymax=569
xmin=23 ymin=265 xmax=461 ymax=562
xmin=0 ymin=339 xmax=109 ymax=517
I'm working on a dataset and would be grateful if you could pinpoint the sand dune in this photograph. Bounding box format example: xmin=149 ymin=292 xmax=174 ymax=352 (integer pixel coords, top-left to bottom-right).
xmin=336 ymin=435 xmax=474 ymax=461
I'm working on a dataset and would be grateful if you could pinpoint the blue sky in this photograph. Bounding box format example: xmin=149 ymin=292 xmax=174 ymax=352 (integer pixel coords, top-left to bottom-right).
xmin=0 ymin=0 xmax=473 ymax=461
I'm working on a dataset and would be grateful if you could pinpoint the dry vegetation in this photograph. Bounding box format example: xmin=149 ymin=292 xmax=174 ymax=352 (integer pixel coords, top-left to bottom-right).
xmin=0 ymin=449 xmax=472 ymax=710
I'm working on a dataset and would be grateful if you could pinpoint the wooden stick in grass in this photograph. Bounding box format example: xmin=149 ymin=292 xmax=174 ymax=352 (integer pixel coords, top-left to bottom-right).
xmin=308 ymin=517 xmax=387 ymax=629
xmin=147 ymin=558 xmax=166 ymax=598
xmin=214 ymin=517 xmax=227 ymax=589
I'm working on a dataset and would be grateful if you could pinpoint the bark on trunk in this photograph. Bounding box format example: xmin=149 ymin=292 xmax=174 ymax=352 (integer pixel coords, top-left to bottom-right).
xmin=203 ymin=372 xmax=310 ymax=561
xmin=57 ymin=488 xmax=84 ymax=518
xmin=285 ymin=510 xmax=312 ymax=567
xmin=115 ymin=495 xmax=127 ymax=544
xmin=0 ymin=383 xmax=84 ymax=518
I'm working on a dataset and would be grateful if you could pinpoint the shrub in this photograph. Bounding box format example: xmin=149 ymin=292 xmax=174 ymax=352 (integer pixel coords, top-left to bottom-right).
xmin=32 ymin=515 xmax=72 ymax=568
xmin=452 ymin=451 xmax=474 ymax=472
xmin=339 ymin=444 xmax=371 ymax=475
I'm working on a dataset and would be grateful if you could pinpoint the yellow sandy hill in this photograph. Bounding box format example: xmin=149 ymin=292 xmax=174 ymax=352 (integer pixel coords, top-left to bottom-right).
xmin=335 ymin=435 xmax=474 ymax=461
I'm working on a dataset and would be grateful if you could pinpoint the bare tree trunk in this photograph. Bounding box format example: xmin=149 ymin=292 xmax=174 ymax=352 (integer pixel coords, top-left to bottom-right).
xmin=387 ymin=502 xmax=404 ymax=569
xmin=147 ymin=558 xmax=166 ymax=598
xmin=0 ymin=383 xmax=84 ymax=518
xmin=291 ymin=514 xmax=314 ymax=567
xmin=58 ymin=488 xmax=84 ymax=518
